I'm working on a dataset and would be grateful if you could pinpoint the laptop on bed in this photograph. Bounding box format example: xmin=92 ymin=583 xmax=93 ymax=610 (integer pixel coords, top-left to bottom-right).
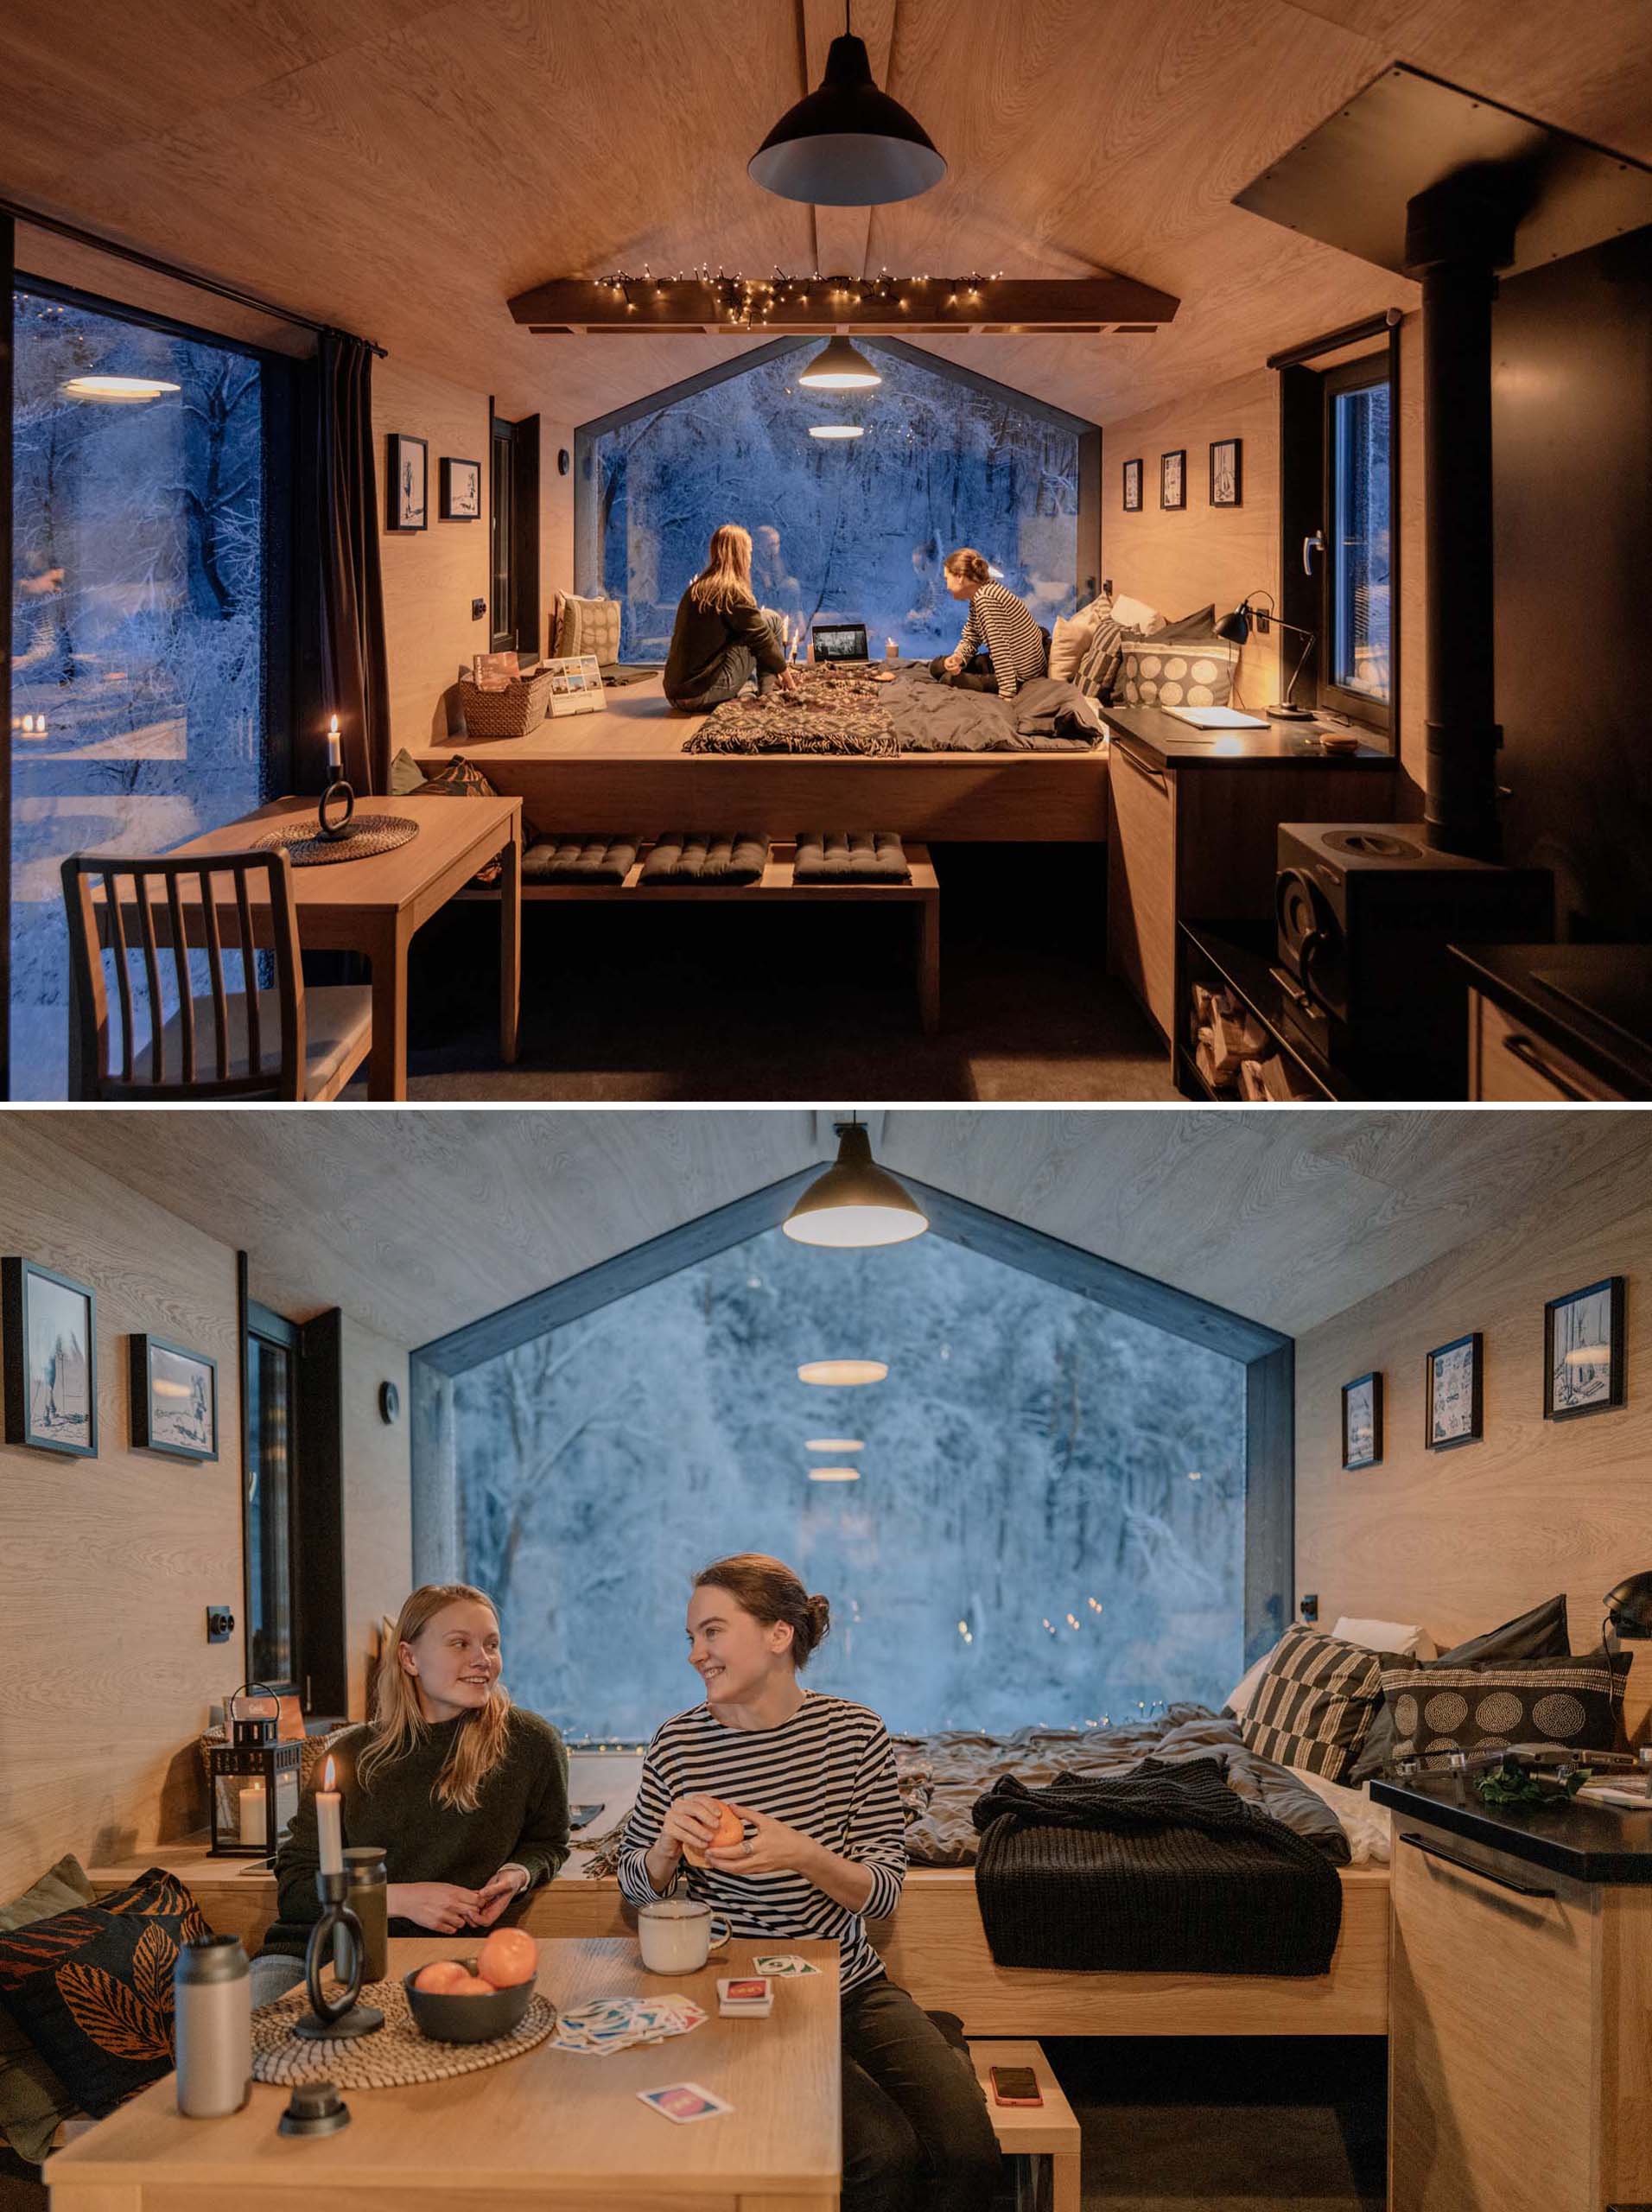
xmin=811 ymin=620 xmax=869 ymax=661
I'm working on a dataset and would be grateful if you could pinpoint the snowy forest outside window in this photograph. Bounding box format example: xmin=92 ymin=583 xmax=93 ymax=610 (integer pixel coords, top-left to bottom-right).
xmin=9 ymin=285 xmax=272 ymax=1098
xmin=446 ymin=1223 xmax=1249 ymax=1742
xmin=583 ymin=343 xmax=1087 ymax=662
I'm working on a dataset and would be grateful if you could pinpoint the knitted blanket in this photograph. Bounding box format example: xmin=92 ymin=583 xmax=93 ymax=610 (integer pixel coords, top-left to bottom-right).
xmin=970 ymin=1757 xmax=1344 ymax=1976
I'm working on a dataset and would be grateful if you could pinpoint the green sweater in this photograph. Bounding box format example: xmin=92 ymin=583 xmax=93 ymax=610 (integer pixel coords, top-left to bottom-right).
xmin=260 ymin=1708 xmax=569 ymax=1957
xmin=663 ymin=588 xmax=785 ymax=702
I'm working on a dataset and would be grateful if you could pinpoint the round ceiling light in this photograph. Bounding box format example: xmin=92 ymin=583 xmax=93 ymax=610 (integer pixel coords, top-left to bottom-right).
xmin=805 ymin=1438 xmax=865 ymax=1452
xmin=809 ymin=423 xmax=864 ymax=440
xmin=799 ymin=336 xmax=881 ymax=390
xmin=808 ymin=1466 xmax=861 ymax=1482
xmin=748 ymin=29 xmax=945 ymax=208
xmin=62 ymin=376 xmax=181 ymax=403
xmin=797 ymin=1359 xmax=888 ymax=1387
xmin=785 ymin=1121 xmax=928 ymax=1248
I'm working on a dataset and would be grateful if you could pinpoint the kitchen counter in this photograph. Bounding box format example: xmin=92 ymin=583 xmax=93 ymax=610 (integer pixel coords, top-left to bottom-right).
xmin=1452 ymin=940 xmax=1652 ymax=1098
xmin=1373 ymin=1767 xmax=1652 ymax=1884
xmin=1102 ymin=703 xmax=1396 ymax=770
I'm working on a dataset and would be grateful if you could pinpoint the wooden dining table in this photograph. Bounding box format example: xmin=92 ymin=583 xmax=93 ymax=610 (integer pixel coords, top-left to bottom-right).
xmin=43 ymin=1936 xmax=842 ymax=2211
xmin=134 ymin=791 xmax=522 ymax=1101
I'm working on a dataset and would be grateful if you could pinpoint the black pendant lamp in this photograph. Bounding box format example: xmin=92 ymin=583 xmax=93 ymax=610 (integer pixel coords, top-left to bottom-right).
xmin=799 ymin=335 xmax=881 ymax=390
xmin=749 ymin=6 xmax=945 ymax=208
xmin=784 ymin=1121 xmax=928 ymax=1248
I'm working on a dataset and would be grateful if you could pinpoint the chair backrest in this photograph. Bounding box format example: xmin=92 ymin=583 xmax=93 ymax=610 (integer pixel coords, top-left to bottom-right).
xmin=60 ymin=849 xmax=307 ymax=1100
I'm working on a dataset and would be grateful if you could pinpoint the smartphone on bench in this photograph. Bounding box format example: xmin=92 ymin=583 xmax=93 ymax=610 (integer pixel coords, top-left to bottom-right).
xmin=989 ymin=2065 xmax=1042 ymax=2107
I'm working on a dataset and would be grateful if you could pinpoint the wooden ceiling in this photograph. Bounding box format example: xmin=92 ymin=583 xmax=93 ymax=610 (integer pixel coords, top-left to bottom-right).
xmin=3 ymin=0 xmax=1648 ymax=429
xmin=45 ymin=1109 xmax=1652 ymax=1351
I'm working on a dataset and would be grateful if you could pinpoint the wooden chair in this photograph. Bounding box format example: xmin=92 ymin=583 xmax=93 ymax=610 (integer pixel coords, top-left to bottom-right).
xmin=60 ymin=850 xmax=372 ymax=1101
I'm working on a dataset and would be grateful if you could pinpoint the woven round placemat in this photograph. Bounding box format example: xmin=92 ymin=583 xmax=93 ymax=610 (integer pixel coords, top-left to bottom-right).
xmin=251 ymin=1980 xmax=556 ymax=2087
xmin=254 ymin=814 xmax=421 ymax=867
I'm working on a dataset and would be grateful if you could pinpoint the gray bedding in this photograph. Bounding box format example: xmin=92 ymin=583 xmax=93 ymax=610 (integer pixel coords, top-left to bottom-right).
xmin=881 ymin=665 xmax=1101 ymax=753
xmin=893 ymin=1705 xmax=1350 ymax=1867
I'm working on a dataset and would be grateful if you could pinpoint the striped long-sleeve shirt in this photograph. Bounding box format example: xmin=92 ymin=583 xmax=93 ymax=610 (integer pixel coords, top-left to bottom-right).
xmin=616 ymin=1692 xmax=905 ymax=1995
xmin=956 ymin=582 xmax=1046 ymax=698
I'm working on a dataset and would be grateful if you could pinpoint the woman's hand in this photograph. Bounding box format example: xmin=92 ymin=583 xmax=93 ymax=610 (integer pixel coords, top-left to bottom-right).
xmin=779 ymin=665 xmax=802 ymax=696
xmin=387 ymin=1881 xmax=483 ymax=1934
xmin=944 ymin=653 xmax=963 ymax=674
xmin=705 ymin=1800 xmax=819 ymax=1879
xmin=472 ymin=1864 xmax=531 ymax=1928
xmin=658 ymin=1794 xmax=724 ymax=1858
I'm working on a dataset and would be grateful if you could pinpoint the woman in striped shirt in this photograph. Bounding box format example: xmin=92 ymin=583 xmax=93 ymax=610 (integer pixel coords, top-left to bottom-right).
xmin=619 ymin=1554 xmax=1000 ymax=2212
xmin=931 ymin=547 xmax=1047 ymax=699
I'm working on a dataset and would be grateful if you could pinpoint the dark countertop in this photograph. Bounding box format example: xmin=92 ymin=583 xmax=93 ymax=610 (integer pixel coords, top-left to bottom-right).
xmin=1451 ymin=941 xmax=1652 ymax=1099
xmin=1374 ymin=1769 xmax=1652 ymax=1884
xmin=1103 ymin=704 xmax=1396 ymax=771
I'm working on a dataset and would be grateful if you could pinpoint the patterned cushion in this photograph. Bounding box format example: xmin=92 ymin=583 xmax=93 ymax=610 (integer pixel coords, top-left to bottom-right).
xmin=556 ymin=594 xmax=621 ymax=663
xmin=1379 ymin=1648 xmax=1630 ymax=1772
xmin=0 ymin=1858 xmax=96 ymax=2164
xmin=1119 ymin=634 xmax=1237 ymax=709
xmin=1075 ymin=613 xmax=1125 ymax=698
xmin=412 ymin=754 xmax=543 ymax=879
xmin=1348 ymin=1594 xmax=1570 ymax=1784
xmin=1049 ymin=610 xmax=1103 ymax=684
xmin=1239 ymin=1624 xmax=1385 ymax=1783
xmin=0 ymin=1870 xmax=212 ymax=2120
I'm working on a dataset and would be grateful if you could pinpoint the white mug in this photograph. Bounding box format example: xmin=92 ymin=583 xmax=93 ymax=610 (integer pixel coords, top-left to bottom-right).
xmin=637 ymin=1897 xmax=731 ymax=1975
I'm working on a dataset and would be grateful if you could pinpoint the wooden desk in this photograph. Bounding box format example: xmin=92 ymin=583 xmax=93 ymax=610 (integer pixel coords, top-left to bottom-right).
xmin=44 ymin=1936 xmax=840 ymax=2212
xmin=133 ymin=792 xmax=522 ymax=1100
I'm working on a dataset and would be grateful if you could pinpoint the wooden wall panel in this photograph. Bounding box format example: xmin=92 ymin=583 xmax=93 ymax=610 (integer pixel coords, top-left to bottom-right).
xmin=340 ymin=1318 xmax=412 ymax=1721
xmin=0 ymin=1124 xmax=244 ymax=1897
xmin=1296 ymin=1137 xmax=1652 ymax=1745
xmin=1101 ymin=365 xmax=1280 ymax=702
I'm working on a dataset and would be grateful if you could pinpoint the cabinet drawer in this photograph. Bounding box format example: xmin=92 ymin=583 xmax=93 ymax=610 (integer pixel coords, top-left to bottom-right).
xmin=1471 ymin=992 xmax=1618 ymax=1100
xmin=1389 ymin=1822 xmax=1598 ymax=2212
xmin=1106 ymin=742 xmax=1176 ymax=1038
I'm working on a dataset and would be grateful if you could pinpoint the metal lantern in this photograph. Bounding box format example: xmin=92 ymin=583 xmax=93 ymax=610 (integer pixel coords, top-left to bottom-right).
xmin=209 ymin=1683 xmax=302 ymax=1857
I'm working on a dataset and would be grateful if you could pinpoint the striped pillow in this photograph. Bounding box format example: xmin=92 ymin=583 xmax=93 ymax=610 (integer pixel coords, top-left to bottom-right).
xmin=1239 ymin=1624 xmax=1385 ymax=1783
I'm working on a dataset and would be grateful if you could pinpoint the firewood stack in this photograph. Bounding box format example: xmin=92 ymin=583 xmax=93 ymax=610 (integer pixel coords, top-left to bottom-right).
xmin=1190 ymin=983 xmax=1311 ymax=1102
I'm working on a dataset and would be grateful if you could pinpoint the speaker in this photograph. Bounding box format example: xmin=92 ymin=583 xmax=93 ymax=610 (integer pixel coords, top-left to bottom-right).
xmin=1274 ymin=823 xmax=1552 ymax=1077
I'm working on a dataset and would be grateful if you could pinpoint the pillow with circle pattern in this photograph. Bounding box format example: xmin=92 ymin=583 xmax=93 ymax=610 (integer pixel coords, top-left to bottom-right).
xmin=1118 ymin=633 xmax=1237 ymax=710
xmin=1378 ymin=1648 xmax=1631 ymax=1771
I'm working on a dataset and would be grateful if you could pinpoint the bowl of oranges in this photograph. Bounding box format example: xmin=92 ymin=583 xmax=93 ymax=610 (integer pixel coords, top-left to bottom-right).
xmin=403 ymin=1928 xmax=541 ymax=2043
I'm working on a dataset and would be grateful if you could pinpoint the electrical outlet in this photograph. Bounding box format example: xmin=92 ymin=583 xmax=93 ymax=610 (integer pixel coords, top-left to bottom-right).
xmin=1299 ymin=1592 xmax=1319 ymax=1622
xmin=471 ymin=597 xmax=486 ymax=620
xmin=206 ymin=1605 xmax=235 ymax=1644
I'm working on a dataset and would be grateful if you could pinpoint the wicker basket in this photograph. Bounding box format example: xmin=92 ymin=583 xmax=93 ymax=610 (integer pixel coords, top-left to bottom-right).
xmin=460 ymin=669 xmax=555 ymax=741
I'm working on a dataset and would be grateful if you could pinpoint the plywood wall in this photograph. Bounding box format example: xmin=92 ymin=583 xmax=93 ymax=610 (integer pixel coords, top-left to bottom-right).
xmin=0 ymin=1125 xmax=245 ymax=1896
xmin=1101 ymin=364 xmax=1281 ymax=703
xmin=340 ymin=1317 xmax=413 ymax=1721
xmin=1297 ymin=1142 xmax=1652 ymax=1745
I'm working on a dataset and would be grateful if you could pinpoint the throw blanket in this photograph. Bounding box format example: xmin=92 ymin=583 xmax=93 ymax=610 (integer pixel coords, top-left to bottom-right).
xmin=970 ymin=1756 xmax=1344 ymax=1976
xmin=681 ymin=662 xmax=1099 ymax=756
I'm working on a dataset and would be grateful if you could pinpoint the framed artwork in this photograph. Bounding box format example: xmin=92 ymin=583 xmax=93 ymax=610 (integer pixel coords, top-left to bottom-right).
xmin=1425 ymin=1332 xmax=1483 ymax=1451
xmin=2 ymin=1257 xmax=98 ymax=1458
xmin=1210 ymin=437 xmax=1243 ymax=507
xmin=1543 ymin=1275 xmax=1625 ymax=1421
xmin=440 ymin=456 xmax=481 ymax=520
xmin=1160 ymin=448 xmax=1186 ymax=511
xmin=130 ymin=1334 xmax=219 ymax=1462
xmin=1341 ymin=1371 xmax=1382 ymax=1470
xmin=386 ymin=433 xmax=428 ymax=531
xmin=1122 ymin=457 xmax=1143 ymax=512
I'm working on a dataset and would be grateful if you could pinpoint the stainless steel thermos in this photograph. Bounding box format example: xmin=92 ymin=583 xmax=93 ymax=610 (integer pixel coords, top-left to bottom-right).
xmin=174 ymin=1934 xmax=251 ymax=2118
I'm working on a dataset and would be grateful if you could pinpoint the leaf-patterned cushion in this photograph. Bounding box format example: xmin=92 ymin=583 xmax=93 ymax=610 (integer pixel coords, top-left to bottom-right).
xmin=0 ymin=1869 xmax=212 ymax=2118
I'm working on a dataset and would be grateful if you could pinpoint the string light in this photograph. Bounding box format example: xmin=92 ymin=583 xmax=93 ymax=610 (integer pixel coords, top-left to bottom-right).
xmin=591 ymin=267 xmax=1007 ymax=331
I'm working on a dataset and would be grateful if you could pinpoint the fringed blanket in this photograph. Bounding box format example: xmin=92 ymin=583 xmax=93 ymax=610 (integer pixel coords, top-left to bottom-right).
xmin=681 ymin=663 xmax=1100 ymax=756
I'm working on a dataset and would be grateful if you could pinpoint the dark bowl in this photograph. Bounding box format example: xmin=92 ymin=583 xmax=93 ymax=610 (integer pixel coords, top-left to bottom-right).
xmin=403 ymin=1961 xmax=537 ymax=2044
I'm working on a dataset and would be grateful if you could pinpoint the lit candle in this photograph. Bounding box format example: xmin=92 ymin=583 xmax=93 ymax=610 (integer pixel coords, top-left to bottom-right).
xmin=316 ymin=1754 xmax=344 ymax=1875
xmin=238 ymin=1778 xmax=267 ymax=1849
xmin=327 ymin=715 xmax=341 ymax=775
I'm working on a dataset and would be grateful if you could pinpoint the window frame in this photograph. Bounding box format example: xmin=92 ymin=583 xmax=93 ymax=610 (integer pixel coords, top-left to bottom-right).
xmin=1318 ymin=353 xmax=1395 ymax=734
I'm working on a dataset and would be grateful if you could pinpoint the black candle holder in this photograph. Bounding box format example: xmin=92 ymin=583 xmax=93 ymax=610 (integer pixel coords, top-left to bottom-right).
xmin=316 ymin=779 xmax=357 ymax=842
xmin=295 ymin=1869 xmax=384 ymax=2040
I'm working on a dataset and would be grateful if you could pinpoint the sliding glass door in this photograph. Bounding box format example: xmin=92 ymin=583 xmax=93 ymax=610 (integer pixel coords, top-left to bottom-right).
xmin=8 ymin=282 xmax=282 ymax=1096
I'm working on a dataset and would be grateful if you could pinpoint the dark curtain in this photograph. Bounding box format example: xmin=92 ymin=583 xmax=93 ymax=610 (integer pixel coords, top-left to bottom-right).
xmin=296 ymin=333 xmax=390 ymax=794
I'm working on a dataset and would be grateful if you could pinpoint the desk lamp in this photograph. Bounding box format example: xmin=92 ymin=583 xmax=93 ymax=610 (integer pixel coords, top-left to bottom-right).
xmin=1216 ymin=596 xmax=1318 ymax=720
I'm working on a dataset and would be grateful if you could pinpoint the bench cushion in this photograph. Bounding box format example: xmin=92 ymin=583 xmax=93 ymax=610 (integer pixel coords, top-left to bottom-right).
xmin=641 ymin=834 xmax=768 ymax=886
xmin=522 ymin=836 xmax=639 ymax=885
xmin=794 ymin=831 xmax=911 ymax=884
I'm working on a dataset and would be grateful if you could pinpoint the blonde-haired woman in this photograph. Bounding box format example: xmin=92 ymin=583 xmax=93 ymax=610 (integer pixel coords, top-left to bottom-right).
xmin=931 ymin=548 xmax=1046 ymax=699
xmin=664 ymin=523 xmax=803 ymax=710
xmin=257 ymin=1585 xmax=569 ymax=1980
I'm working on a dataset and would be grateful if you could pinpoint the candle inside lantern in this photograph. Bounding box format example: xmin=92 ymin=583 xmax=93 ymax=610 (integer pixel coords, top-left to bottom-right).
xmin=326 ymin=715 xmax=341 ymax=774
xmin=238 ymin=1778 xmax=267 ymax=1849
xmin=316 ymin=1754 xmax=344 ymax=1874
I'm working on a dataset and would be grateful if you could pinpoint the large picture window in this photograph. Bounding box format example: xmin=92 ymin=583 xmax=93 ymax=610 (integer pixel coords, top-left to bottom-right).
xmin=8 ymin=283 xmax=280 ymax=1097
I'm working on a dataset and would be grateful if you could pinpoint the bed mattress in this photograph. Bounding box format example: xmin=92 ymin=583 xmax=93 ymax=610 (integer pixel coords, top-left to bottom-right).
xmin=682 ymin=662 xmax=1102 ymax=756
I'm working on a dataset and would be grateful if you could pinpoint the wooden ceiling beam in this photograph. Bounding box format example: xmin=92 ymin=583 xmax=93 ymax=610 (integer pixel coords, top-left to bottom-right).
xmin=511 ymin=274 xmax=1179 ymax=333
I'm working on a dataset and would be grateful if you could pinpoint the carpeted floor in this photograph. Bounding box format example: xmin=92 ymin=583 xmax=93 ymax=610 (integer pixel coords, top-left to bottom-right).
xmin=345 ymin=844 xmax=1177 ymax=1103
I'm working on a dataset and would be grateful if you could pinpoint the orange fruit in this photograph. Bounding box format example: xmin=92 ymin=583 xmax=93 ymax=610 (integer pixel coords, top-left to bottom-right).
xmin=451 ymin=1975 xmax=498 ymax=1996
xmin=683 ymin=1802 xmax=746 ymax=1869
xmin=413 ymin=1961 xmax=469 ymax=1994
xmin=478 ymin=1927 xmax=538 ymax=1988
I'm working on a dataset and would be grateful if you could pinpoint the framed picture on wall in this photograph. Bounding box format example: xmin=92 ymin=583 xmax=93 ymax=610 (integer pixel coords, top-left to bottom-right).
xmin=1122 ymin=457 xmax=1143 ymax=512
xmin=386 ymin=432 xmax=428 ymax=531
xmin=1341 ymin=1371 xmax=1382 ymax=1470
xmin=1160 ymin=448 xmax=1186 ymax=511
xmin=1543 ymin=1275 xmax=1625 ymax=1421
xmin=130 ymin=1334 xmax=219 ymax=1462
xmin=441 ymin=456 xmax=481 ymax=520
xmin=2 ymin=1257 xmax=98 ymax=1458
xmin=1425 ymin=1331 xmax=1483 ymax=1451
xmin=1210 ymin=437 xmax=1243 ymax=507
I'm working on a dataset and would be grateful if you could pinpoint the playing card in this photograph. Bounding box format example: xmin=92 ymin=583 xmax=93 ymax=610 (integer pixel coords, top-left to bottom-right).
xmin=638 ymin=2082 xmax=733 ymax=2124
xmin=717 ymin=1977 xmax=772 ymax=2005
xmin=752 ymin=1954 xmax=820 ymax=1977
xmin=551 ymin=1994 xmax=707 ymax=2056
